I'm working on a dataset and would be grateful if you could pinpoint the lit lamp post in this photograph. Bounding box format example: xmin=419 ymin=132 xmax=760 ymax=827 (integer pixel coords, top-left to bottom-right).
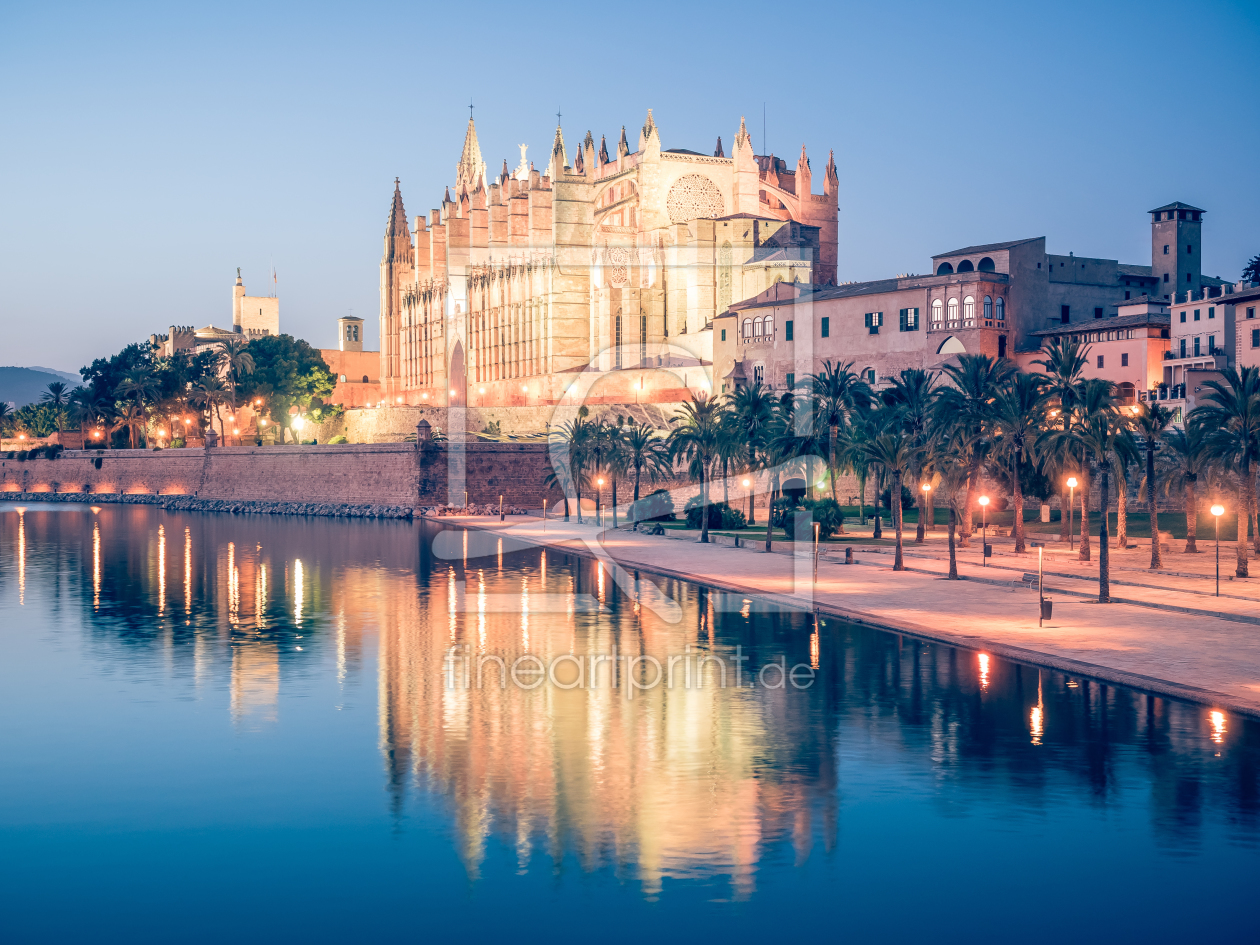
xmin=921 ymin=483 xmax=931 ymax=535
xmin=979 ymin=495 xmax=990 ymax=567
xmin=743 ymin=478 xmax=752 ymax=530
xmin=1067 ymin=476 xmax=1078 ymax=551
xmin=1211 ymin=504 xmax=1225 ymax=597
xmin=597 ymin=477 xmax=605 ymax=527
xmin=813 ymin=521 xmax=820 ymax=584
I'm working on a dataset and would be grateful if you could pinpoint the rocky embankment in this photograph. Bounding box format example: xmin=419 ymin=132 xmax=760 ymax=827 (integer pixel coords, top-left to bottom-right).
xmin=3 ymin=492 xmax=416 ymax=519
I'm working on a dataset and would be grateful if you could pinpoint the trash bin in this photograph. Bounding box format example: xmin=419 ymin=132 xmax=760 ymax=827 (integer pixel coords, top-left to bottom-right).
xmin=984 ymin=543 xmax=993 ymax=558
xmin=1040 ymin=599 xmax=1053 ymax=620
xmin=845 ymin=547 xmax=854 ymax=565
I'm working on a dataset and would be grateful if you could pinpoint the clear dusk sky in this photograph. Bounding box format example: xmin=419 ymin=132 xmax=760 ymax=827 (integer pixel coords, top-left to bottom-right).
xmin=2 ymin=0 xmax=1257 ymax=374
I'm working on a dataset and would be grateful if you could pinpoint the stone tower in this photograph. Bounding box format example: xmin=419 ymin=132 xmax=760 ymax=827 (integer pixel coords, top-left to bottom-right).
xmin=1150 ymin=201 xmax=1203 ymax=298
xmin=338 ymin=315 xmax=364 ymax=352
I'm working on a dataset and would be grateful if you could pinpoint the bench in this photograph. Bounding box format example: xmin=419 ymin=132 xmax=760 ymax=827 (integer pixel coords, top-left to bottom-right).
xmin=1020 ymin=572 xmax=1040 ymax=588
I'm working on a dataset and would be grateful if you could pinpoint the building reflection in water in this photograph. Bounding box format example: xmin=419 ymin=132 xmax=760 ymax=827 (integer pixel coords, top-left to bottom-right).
xmin=1 ymin=506 xmax=1257 ymax=899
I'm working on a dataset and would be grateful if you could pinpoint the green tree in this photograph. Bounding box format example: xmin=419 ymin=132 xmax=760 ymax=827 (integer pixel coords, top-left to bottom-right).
xmin=115 ymin=372 xmax=160 ymax=449
xmin=1242 ymin=253 xmax=1260 ymax=285
xmin=935 ymin=354 xmax=1015 ymax=546
xmin=1034 ymin=337 xmax=1091 ymax=542
xmin=1159 ymin=424 xmax=1210 ymax=553
xmin=808 ymin=360 xmax=872 ymax=503
xmin=858 ymin=429 xmax=913 ymax=569
xmin=237 ymin=335 xmax=335 ymax=443
xmin=992 ymin=372 xmax=1048 ymax=553
xmin=40 ymin=382 xmax=69 ymax=436
xmin=668 ymin=394 xmax=724 ymax=544
xmin=884 ymin=368 xmax=939 ymax=541
xmin=1193 ymin=367 xmax=1260 ymax=576
xmin=728 ymin=382 xmax=778 ymax=525
xmin=623 ymin=422 xmax=670 ymax=515
xmin=1134 ymin=402 xmax=1174 ymax=568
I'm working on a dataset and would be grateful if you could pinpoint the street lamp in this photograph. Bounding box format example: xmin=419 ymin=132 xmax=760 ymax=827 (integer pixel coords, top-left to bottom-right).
xmin=597 ymin=477 xmax=605 ymax=527
xmin=1067 ymin=477 xmax=1078 ymax=551
xmin=743 ymin=478 xmax=752 ymax=527
xmin=979 ymin=495 xmax=990 ymax=567
xmin=1211 ymin=504 xmax=1225 ymax=597
xmin=921 ymin=483 xmax=932 ymax=533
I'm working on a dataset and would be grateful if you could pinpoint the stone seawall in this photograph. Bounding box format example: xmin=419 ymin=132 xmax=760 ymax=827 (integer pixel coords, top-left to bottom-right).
xmin=2 ymin=491 xmax=418 ymax=519
xmin=0 ymin=443 xmax=558 ymax=508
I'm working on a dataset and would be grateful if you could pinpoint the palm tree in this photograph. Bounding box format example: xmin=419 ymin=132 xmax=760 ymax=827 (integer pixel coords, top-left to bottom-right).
xmin=936 ymin=354 xmax=1015 ymax=546
xmin=190 ymin=376 xmax=232 ymax=440
xmin=1035 ymin=337 xmax=1091 ymax=542
xmin=1072 ymin=399 xmax=1133 ymax=602
xmin=1160 ymin=425 xmax=1209 ymax=553
xmin=809 ymin=360 xmax=872 ymax=503
xmin=604 ymin=417 xmax=630 ymax=529
xmin=218 ymin=340 xmax=255 ymax=417
xmin=728 ymin=382 xmax=777 ymax=524
xmin=931 ymin=440 xmax=972 ymax=580
xmin=1193 ymin=367 xmax=1260 ymax=577
xmin=668 ymin=394 xmax=724 ymax=543
xmin=115 ymin=373 xmax=160 ymax=449
xmin=549 ymin=408 xmax=593 ymax=523
xmin=884 ymin=368 xmax=938 ymax=541
xmin=1134 ymin=402 xmax=1174 ymax=568
xmin=1040 ymin=379 xmax=1115 ymax=564
xmin=40 ymin=381 xmax=69 ymax=437
xmin=992 ymin=372 xmax=1048 ymax=553
xmin=623 ymin=422 xmax=670 ymax=526
xmin=859 ymin=429 xmax=913 ymax=569
xmin=0 ymin=401 xmax=12 ymax=437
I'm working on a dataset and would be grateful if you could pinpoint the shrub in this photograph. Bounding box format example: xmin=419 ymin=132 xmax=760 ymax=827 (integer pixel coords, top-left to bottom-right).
xmin=684 ymin=498 xmax=746 ymax=530
xmin=328 ymin=434 xmax=348 ymax=444
xmin=151 ymin=446 xmax=163 ymax=451
xmin=93 ymin=457 xmax=103 ymax=469
xmin=629 ymin=488 xmax=674 ymax=523
xmin=803 ymin=497 xmax=844 ymax=539
xmin=771 ymin=496 xmax=800 ymax=529
xmin=16 ymin=450 xmax=28 ymax=461
xmin=170 ymin=438 xmax=185 ymax=449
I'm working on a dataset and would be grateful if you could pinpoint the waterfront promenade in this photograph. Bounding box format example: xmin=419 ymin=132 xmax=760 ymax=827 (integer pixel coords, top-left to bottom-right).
xmin=444 ymin=514 xmax=1260 ymax=718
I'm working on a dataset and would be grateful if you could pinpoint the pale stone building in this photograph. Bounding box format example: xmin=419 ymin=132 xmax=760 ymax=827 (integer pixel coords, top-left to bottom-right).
xmin=150 ymin=269 xmax=278 ymax=357
xmin=379 ymin=111 xmax=838 ymax=412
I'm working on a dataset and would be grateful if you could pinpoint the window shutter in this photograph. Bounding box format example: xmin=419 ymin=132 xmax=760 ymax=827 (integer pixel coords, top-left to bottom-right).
xmin=912 ymin=307 xmax=919 ymax=330
xmin=899 ymin=309 xmax=908 ymax=331
xmin=864 ymin=312 xmax=871 ymax=328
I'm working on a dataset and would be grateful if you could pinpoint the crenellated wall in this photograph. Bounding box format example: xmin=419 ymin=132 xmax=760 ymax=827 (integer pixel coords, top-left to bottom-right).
xmin=0 ymin=444 xmax=559 ymax=508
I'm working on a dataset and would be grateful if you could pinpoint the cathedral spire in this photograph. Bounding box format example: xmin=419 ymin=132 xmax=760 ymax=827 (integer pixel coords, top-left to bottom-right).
xmin=598 ymin=135 xmax=610 ymax=165
xmin=551 ymin=121 xmax=567 ymax=172
xmin=714 ymin=136 xmax=724 ymax=158
xmin=456 ymin=116 xmax=487 ymax=193
xmin=386 ymin=178 xmax=408 ymax=238
xmin=617 ymin=125 xmax=630 ymax=157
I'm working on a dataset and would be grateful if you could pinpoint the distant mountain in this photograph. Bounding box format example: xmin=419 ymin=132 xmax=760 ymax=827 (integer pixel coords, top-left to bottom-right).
xmin=0 ymin=366 xmax=83 ymax=408
xmin=27 ymin=366 xmax=81 ymax=385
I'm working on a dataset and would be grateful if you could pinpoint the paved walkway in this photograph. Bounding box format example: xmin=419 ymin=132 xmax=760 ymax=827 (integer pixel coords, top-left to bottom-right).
xmin=437 ymin=514 xmax=1260 ymax=718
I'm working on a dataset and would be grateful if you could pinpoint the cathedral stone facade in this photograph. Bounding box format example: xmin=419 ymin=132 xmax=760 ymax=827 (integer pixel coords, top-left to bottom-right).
xmin=380 ymin=111 xmax=838 ymax=411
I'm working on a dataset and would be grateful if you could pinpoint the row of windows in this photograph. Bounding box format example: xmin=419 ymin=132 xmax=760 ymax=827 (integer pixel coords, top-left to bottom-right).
xmin=1095 ymin=354 xmax=1129 ymax=368
xmin=931 ymin=295 xmax=1004 ymax=326
xmin=740 ymin=309 xmax=920 ymax=341
xmin=1178 ymin=337 xmax=1220 ymax=357
xmin=1179 ymin=307 xmax=1216 ymax=323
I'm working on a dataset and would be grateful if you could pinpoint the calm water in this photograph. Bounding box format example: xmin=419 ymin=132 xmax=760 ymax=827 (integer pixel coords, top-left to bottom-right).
xmin=1 ymin=503 xmax=1257 ymax=944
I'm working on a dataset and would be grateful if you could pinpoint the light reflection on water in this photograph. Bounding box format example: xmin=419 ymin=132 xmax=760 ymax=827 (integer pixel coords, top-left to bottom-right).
xmin=1 ymin=502 xmax=1258 ymax=944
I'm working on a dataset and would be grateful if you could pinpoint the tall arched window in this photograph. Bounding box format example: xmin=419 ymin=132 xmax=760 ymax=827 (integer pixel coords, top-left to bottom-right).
xmin=937 ymin=262 xmax=954 ymax=275
xmin=742 ymin=318 xmax=753 ymax=339
xmin=932 ymin=299 xmax=943 ymax=326
xmin=995 ymin=297 xmax=1005 ymax=321
xmin=718 ymin=241 xmax=732 ymax=312
xmin=761 ymin=315 xmax=773 ymax=338
xmin=963 ymin=296 xmax=975 ymax=325
xmin=983 ymin=296 xmax=993 ymax=319
xmin=753 ymin=318 xmax=763 ymax=339
xmin=947 ymin=298 xmax=959 ymax=326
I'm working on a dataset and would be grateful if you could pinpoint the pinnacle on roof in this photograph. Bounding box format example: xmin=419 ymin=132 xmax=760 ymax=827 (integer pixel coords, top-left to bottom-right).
xmin=735 ymin=116 xmax=751 ymax=150
xmin=456 ymin=116 xmax=486 ymax=192
xmin=501 ymin=157 xmax=510 ymax=183
xmin=617 ymin=126 xmax=630 ymax=157
xmin=573 ymin=142 xmax=584 ymax=174
xmin=642 ymin=108 xmax=656 ymax=139
xmin=443 ymin=186 xmax=451 ymax=204
xmin=598 ymin=135 xmax=610 ymax=164
xmin=714 ymin=136 xmax=724 ymax=158
xmin=386 ymin=178 xmax=409 ymax=238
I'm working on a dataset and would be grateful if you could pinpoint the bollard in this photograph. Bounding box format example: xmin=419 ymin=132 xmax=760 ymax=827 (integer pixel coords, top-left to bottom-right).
xmin=845 ymin=547 xmax=853 ymax=565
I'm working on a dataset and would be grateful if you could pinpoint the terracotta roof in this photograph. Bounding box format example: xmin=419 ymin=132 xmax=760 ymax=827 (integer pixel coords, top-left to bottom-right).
xmin=1031 ymin=312 xmax=1170 ymax=336
xmin=1149 ymin=201 xmax=1205 ymax=214
xmin=931 ymin=237 xmax=1041 ymax=258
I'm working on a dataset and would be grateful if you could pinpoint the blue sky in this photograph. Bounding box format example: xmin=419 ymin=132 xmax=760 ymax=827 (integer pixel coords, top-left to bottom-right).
xmin=2 ymin=0 xmax=1257 ymax=373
